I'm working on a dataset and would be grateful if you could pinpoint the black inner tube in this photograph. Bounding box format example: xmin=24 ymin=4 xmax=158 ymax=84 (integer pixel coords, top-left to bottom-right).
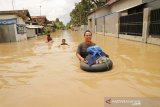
xmin=80 ymin=59 xmax=113 ymax=72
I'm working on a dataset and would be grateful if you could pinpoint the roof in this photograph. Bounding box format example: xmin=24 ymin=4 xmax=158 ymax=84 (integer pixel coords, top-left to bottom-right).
xmin=0 ymin=10 xmax=31 ymax=20
xmin=26 ymin=25 xmax=43 ymax=29
xmin=31 ymin=16 xmax=48 ymax=21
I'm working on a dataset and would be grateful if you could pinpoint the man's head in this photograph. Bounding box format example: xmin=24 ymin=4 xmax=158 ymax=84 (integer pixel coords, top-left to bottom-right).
xmin=84 ymin=30 xmax=92 ymax=43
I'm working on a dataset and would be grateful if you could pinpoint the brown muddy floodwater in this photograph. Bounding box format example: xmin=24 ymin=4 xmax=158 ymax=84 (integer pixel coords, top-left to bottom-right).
xmin=0 ymin=30 xmax=160 ymax=107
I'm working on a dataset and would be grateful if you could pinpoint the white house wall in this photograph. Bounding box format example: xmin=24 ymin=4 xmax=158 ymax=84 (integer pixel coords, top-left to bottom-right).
xmin=88 ymin=14 xmax=95 ymax=33
xmin=110 ymin=0 xmax=143 ymax=12
xmin=0 ymin=15 xmax=27 ymax=42
xmin=0 ymin=25 xmax=16 ymax=42
xmin=0 ymin=15 xmax=17 ymax=20
xmin=105 ymin=13 xmax=119 ymax=37
xmin=17 ymin=16 xmax=25 ymax=24
xmin=96 ymin=17 xmax=104 ymax=33
xmin=95 ymin=7 xmax=110 ymax=18
xmin=0 ymin=15 xmax=17 ymax=42
xmin=27 ymin=28 xmax=36 ymax=38
xmin=15 ymin=16 xmax=27 ymax=41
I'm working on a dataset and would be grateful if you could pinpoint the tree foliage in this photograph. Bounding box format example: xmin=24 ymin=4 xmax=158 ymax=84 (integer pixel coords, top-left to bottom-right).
xmin=54 ymin=18 xmax=65 ymax=30
xmin=92 ymin=0 xmax=107 ymax=8
xmin=68 ymin=0 xmax=106 ymax=27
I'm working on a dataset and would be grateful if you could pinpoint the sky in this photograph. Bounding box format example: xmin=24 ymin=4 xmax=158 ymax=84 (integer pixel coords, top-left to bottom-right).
xmin=0 ymin=0 xmax=81 ymax=25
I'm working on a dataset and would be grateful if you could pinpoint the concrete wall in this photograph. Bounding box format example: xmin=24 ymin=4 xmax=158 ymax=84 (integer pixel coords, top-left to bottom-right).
xmin=87 ymin=0 xmax=160 ymax=45
xmin=145 ymin=7 xmax=160 ymax=45
xmin=80 ymin=25 xmax=88 ymax=32
xmin=96 ymin=17 xmax=104 ymax=33
xmin=26 ymin=28 xmax=36 ymax=38
xmin=88 ymin=7 xmax=110 ymax=33
xmin=145 ymin=0 xmax=160 ymax=9
xmin=147 ymin=36 xmax=160 ymax=45
xmin=0 ymin=15 xmax=27 ymax=42
xmin=88 ymin=14 xmax=96 ymax=33
xmin=143 ymin=0 xmax=155 ymax=4
xmin=16 ymin=17 xmax=27 ymax=41
xmin=93 ymin=12 xmax=119 ymax=37
xmin=88 ymin=0 xmax=143 ymax=35
xmin=94 ymin=7 xmax=110 ymax=18
xmin=0 ymin=15 xmax=17 ymax=20
xmin=105 ymin=13 xmax=119 ymax=37
xmin=119 ymin=34 xmax=143 ymax=42
xmin=110 ymin=0 xmax=143 ymax=12
xmin=0 ymin=25 xmax=16 ymax=42
xmin=73 ymin=27 xmax=80 ymax=31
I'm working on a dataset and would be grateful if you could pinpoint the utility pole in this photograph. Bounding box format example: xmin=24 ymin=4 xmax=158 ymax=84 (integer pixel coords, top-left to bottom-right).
xmin=12 ymin=0 xmax=14 ymax=10
xmin=40 ymin=5 xmax=42 ymax=16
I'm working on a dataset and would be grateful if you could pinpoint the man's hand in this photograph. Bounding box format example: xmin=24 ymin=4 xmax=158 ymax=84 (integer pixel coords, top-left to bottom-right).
xmin=80 ymin=58 xmax=88 ymax=64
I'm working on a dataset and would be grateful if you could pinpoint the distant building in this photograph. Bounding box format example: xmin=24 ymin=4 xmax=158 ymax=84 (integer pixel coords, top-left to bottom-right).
xmin=88 ymin=0 xmax=160 ymax=45
xmin=31 ymin=16 xmax=48 ymax=26
xmin=0 ymin=10 xmax=31 ymax=43
xmin=25 ymin=19 xmax=44 ymax=37
xmin=26 ymin=25 xmax=43 ymax=38
xmin=46 ymin=21 xmax=56 ymax=32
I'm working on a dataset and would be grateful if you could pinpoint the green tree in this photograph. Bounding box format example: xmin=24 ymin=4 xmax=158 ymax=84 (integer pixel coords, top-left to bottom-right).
xmin=92 ymin=0 xmax=106 ymax=8
xmin=66 ymin=21 xmax=72 ymax=29
xmin=54 ymin=18 xmax=65 ymax=30
xmin=70 ymin=0 xmax=94 ymax=26
xmin=69 ymin=0 xmax=106 ymax=27
xmin=42 ymin=26 xmax=51 ymax=34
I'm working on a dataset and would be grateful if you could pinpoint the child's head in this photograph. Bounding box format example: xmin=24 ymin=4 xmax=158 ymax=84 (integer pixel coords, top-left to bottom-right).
xmin=62 ymin=39 xmax=66 ymax=43
xmin=47 ymin=34 xmax=50 ymax=37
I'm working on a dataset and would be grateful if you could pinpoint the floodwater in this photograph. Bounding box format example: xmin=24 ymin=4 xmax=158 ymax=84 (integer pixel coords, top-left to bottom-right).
xmin=0 ymin=30 xmax=160 ymax=107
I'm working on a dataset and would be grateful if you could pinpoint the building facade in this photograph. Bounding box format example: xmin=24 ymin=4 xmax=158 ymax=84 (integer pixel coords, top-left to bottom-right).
xmin=0 ymin=10 xmax=31 ymax=42
xmin=88 ymin=0 xmax=160 ymax=45
xmin=31 ymin=16 xmax=48 ymax=26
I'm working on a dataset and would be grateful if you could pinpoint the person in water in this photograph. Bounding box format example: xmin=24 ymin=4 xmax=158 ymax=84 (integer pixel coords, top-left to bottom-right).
xmin=46 ymin=34 xmax=53 ymax=43
xmin=76 ymin=30 xmax=96 ymax=63
xmin=76 ymin=30 xmax=109 ymax=64
xmin=61 ymin=39 xmax=69 ymax=45
xmin=58 ymin=39 xmax=69 ymax=47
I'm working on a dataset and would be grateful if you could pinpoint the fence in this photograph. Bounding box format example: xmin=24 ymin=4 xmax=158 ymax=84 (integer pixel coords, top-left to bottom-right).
xmin=119 ymin=12 xmax=143 ymax=36
xmin=149 ymin=8 xmax=160 ymax=37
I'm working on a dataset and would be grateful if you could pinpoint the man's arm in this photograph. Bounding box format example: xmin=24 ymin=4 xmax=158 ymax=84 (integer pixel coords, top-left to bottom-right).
xmin=76 ymin=52 xmax=88 ymax=63
xmin=76 ymin=52 xmax=84 ymax=61
xmin=76 ymin=44 xmax=87 ymax=63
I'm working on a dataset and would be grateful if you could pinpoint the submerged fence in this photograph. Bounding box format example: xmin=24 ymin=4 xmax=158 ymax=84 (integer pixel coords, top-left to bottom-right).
xmin=149 ymin=8 xmax=160 ymax=36
xmin=119 ymin=12 xmax=143 ymax=36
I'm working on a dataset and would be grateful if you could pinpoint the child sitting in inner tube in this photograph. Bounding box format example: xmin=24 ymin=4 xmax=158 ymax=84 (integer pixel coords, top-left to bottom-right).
xmin=85 ymin=45 xmax=109 ymax=66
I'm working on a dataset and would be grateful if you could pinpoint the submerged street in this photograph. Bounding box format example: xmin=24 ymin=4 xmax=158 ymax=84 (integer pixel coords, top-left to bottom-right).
xmin=0 ymin=30 xmax=160 ymax=107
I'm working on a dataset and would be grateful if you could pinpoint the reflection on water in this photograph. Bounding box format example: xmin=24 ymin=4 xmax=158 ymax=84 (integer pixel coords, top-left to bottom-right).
xmin=0 ymin=30 xmax=160 ymax=107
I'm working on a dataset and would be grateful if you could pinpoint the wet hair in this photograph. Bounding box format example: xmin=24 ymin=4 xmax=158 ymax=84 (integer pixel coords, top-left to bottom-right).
xmin=62 ymin=39 xmax=66 ymax=42
xmin=47 ymin=34 xmax=50 ymax=37
xmin=84 ymin=30 xmax=92 ymax=36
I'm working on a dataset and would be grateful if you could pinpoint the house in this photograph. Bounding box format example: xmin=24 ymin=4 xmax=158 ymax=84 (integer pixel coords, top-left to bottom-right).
xmin=31 ymin=16 xmax=48 ymax=26
xmin=26 ymin=24 xmax=43 ymax=38
xmin=0 ymin=10 xmax=31 ymax=42
xmin=88 ymin=0 xmax=160 ymax=45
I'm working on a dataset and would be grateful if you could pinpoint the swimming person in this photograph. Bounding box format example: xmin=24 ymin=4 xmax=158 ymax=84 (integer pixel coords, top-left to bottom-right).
xmin=46 ymin=34 xmax=53 ymax=43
